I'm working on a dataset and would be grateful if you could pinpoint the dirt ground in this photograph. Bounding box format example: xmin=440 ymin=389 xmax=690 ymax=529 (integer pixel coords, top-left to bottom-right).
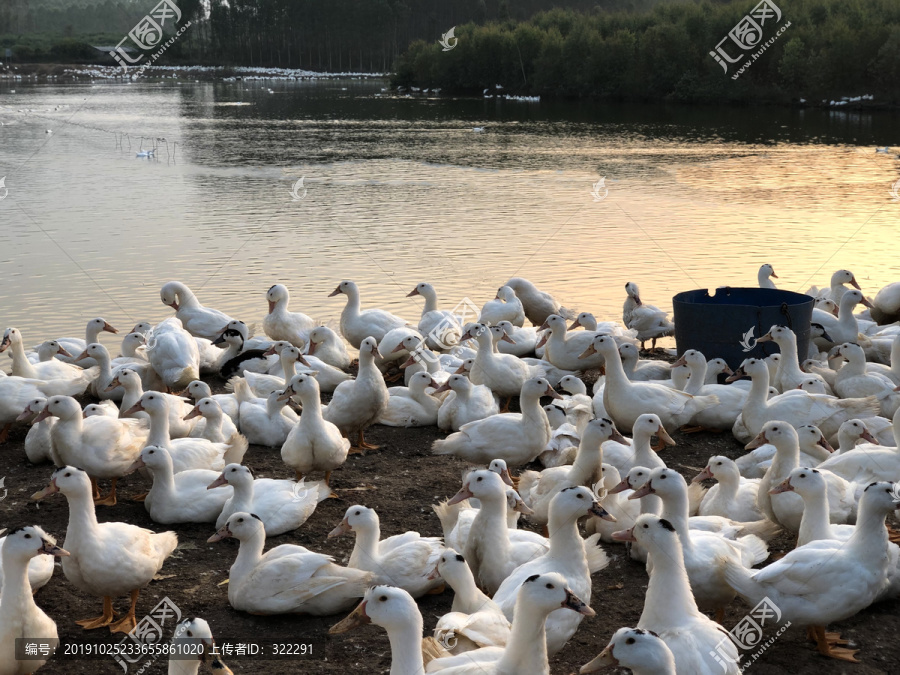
xmin=2 ymin=369 xmax=899 ymax=675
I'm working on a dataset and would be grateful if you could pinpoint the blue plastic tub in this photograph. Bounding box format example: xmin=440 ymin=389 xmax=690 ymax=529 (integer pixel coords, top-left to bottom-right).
xmin=672 ymin=287 xmax=814 ymax=370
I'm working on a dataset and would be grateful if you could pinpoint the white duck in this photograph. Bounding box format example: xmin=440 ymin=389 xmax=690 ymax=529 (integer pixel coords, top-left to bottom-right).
xmin=129 ymin=446 xmax=232 ymax=524
xmin=167 ymin=617 xmax=232 ymax=675
xmin=728 ymin=357 xmax=878 ymax=443
xmin=124 ymin=392 xmax=248 ymax=473
xmin=599 ymin=413 xmax=673 ymax=474
xmin=323 ymin=337 xmax=389 ymax=449
xmin=0 ymin=377 xmax=72 ymax=443
xmin=32 ymin=467 xmax=177 ymax=633
xmin=618 ymin=343 xmax=672 ymax=381
xmin=18 ymin=398 xmax=56 ymax=465
xmin=263 ymin=283 xmax=316 ymax=347
xmin=119 ymin=332 xmax=148 ymax=360
xmin=407 ymin=282 xmax=463 ymax=351
xmin=36 ymin=395 xmax=147 ymax=505
xmin=0 ymin=526 xmax=68 ymax=674
xmin=537 ymin=315 xmax=604 ymax=372
xmin=432 ymin=378 xmax=558 ymax=465
xmin=280 ymin=373 xmax=349 ymax=485
xmin=0 ymin=526 xmax=56 ymax=595
xmin=159 ymin=281 xmax=235 ymax=340
xmin=607 ymin=467 xmax=661 ymax=563
xmin=305 ymin=325 xmax=351 ymax=370
xmin=833 ymin=341 xmax=900 ymax=417
xmin=430 ymin=549 xmax=511 ymax=653
xmin=504 ymin=277 xmax=568 ymax=326
xmin=328 ymin=505 xmax=443 ymax=598
xmin=749 ymin=421 xmax=857 ymax=531
xmin=628 ymin=467 xmax=769 ymax=619
xmin=146 ymin=318 xmax=201 ymax=390
xmin=871 ymin=281 xmax=900 ymax=324
xmin=208 ymin=512 xmax=372 ymax=615
xmin=492 ymin=486 xmax=611 ymax=656
xmin=757 ymin=263 xmax=778 ymax=289
xmin=612 ymin=514 xmax=740 ymax=675
xmin=434 ymin=373 xmax=499 ymax=432
xmin=735 ymin=423 xmax=833 ymax=478
xmin=517 ymin=418 xmax=626 ymax=525
xmin=49 ymin=317 xmax=119 ymax=366
xmin=495 ymin=320 xmax=538 ymax=357
xmin=377 ymin=371 xmax=441 ymax=426
xmin=112 ymin=368 xmax=196 ymax=437
xmin=723 ymin=481 xmax=898 ymax=661
xmin=235 ymin=343 xmax=322 ymax=395
xmin=459 ymin=323 xmax=530 ymax=400
xmin=581 ymin=626 xmax=677 ymax=675
xmin=812 ymin=289 xmax=873 ymax=347
xmin=423 ymin=573 xmax=594 ymax=674
xmin=446 ymin=470 xmax=549 ymax=594
xmin=807 ymin=268 xmax=862 ymax=303
xmin=479 ymin=285 xmax=525 ymax=327
xmin=181 ymin=380 xmax=240 ymax=426
xmin=210 ymin=463 xmax=330 ymax=536
xmin=817 ymin=409 xmax=900 ymax=482
xmin=584 ymin=335 xmax=719 ymax=433
xmin=692 ymin=456 xmax=764 ymax=521
xmin=671 ymin=350 xmax=747 ymax=430
xmin=585 ymin=464 xmax=640 ymax=542
xmin=232 ymin=381 xmax=298 ymax=447
xmin=623 ymin=282 xmax=674 ymax=350
xmin=329 ymin=280 xmax=408 ymax=348
xmin=757 ymin=325 xmax=832 ymax=393
xmin=184 ymin=397 xmax=239 ymax=443
xmin=2 ymin=328 xmax=96 ymax=389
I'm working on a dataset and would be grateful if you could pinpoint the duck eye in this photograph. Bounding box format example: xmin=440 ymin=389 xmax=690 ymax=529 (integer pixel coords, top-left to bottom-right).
xmin=65 ymin=472 xmax=71 ymax=477
xmin=800 ymin=473 xmax=806 ymax=478
xmin=577 ymin=493 xmax=583 ymax=499
xmin=354 ymin=510 xmax=360 ymax=515
xmin=626 ymin=637 xmax=636 ymax=644
xmin=24 ymin=534 xmax=31 ymax=539
xmin=545 ymin=583 xmax=554 ymax=589
xmin=643 ymin=524 xmax=648 ymax=528
xmin=238 ymin=518 xmax=244 ymax=522
xmin=379 ymin=595 xmax=387 ymax=602
xmin=477 ymin=477 xmax=482 ymax=482
xmin=660 ymin=474 xmax=666 ymax=479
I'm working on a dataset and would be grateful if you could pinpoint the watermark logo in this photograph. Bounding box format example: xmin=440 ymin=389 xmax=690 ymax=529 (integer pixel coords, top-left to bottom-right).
xmin=439 ymin=27 xmax=458 ymax=52
xmin=0 ymin=477 xmax=6 ymax=501
xmin=891 ymin=179 xmax=900 ymax=202
xmin=109 ymin=0 xmax=190 ymax=74
xmin=436 ymin=630 xmax=458 ymax=650
xmin=591 ymin=177 xmax=609 ymax=202
xmin=290 ymin=176 xmax=308 ymax=202
xmin=113 ymin=596 xmax=182 ymax=673
xmin=0 ymin=177 xmax=7 ymax=201
xmin=710 ymin=1 xmax=786 ymax=77
xmin=709 ymin=597 xmax=790 ymax=672
xmin=740 ymin=327 xmax=758 ymax=352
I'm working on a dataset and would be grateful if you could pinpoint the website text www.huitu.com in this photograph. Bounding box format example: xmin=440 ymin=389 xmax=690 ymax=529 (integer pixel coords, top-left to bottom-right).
xmin=731 ymin=22 xmax=791 ymax=80
xmin=741 ymin=622 xmax=791 ymax=672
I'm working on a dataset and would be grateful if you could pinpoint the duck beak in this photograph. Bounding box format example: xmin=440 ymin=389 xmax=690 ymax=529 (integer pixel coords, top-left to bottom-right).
xmin=16 ymin=407 xmax=36 ymax=422
xmin=57 ymin=346 xmax=74 ymax=358
xmin=513 ymin=499 xmax=534 ymax=515
xmin=655 ymin=426 xmax=676 ymax=447
xmin=370 ymin=344 xmax=382 ymax=358
xmin=609 ymin=427 xmax=627 ymax=444
xmin=183 ymin=406 xmax=202 ymax=421
xmin=498 ymin=469 xmax=514 ymax=487
xmin=580 ymin=645 xmax=617 ymax=672
xmin=428 ymin=378 xmax=441 ymax=390
xmin=769 ymin=478 xmax=794 ymax=494
xmin=263 ymin=346 xmax=278 ymax=356
xmin=861 ymin=429 xmax=878 ymax=444
xmin=125 ymin=456 xmax=146 ymax=474
xmin=32 ymin=408 xmax=52 ymax=424
xmin=500 ymin=334 xmax=516 ymax=344
xmin=268 ymin=300 xmax=276 ymax=314
xmin=307 ymin=341 xmax=318 ymax=355
xmin=122 ymin=402 xmax=144 ymax=416
xmin=103 ymin=321 xmax=118 ymax=334
xmin=0 ymin=335 xmax=10 ymax=353
xmin=535 ymin=334 xmax=548 ymax=349
xmin=544 ymin=386 xmax=563 ymax=400
xmin=627 ymin=481 xmax=654 ymax=500
xmin=329 ymin=600 xmax=370 ymax=634
xmin=276 ymin=387 xmax=294 ymax=402
xmin=391 ymin=343 xmax=408 ymax=354
xmin=817 ymin=436 xmax=835 ymax=452
xmin=745 ymin=431 xmax=768 ymax=450
xmin=692 ymin=466 xmax=714 ymax=483
xmin=453 ymin=363 xmax=469 ymax=374
xmin=770 ymin=270 xmax=779 ymax=279
xmin=608 ymin=478 xmax=630 ymax=495
xmin=568 ymin=319 xmax=581 ymax=330
xmin=589 ymin=502 xmax=616 ymax=521
xmin=611 ymin=526 xmax=636 ymax=542
xmin=103 ymin=379 xmax=120 ymax=393
xmin=170 ymin=301 xmax=180 ymax=310
xmin=431 ymin=382 xmax=451 ymax=394
xmin=74 ymin=350 xmax=89 ymax=362
xmin=861 ymin=296 xmax=875 ymax=309
xmin=427 ymin=563 xmax=441 ymax=581
xmin=40 ymin=540 xmax=70 ymax=557
xmin=207 ymin=474 xmax=228 ymax=490
xmin=328 ymin=285 xmax=342 ymax=297
xmin=671 ymin=355 xmax=687 ymax=369
xmin=327 ymin=519 xmax=352 ymax=539
xmin=207 ymin=524 xmax=232 ymax=543
xmin=447 ymin=484 xmax=474 ymax=505
xmin=211 ymin=334 xmax=227 ymax=346
xmin=32 ymin=479 xmax=59 ymax=501
xmin=757 ymin=332 xmax=773 ymax=343
xmin=562 ymin=588 xmax=595 ymax=616
xmin=578 ymin=344 xmax=597 ymax=359
xmin=406 ymin=288 xmax=420 ymax=297
xmin=850 ymin=277 xmax=861 ymax=290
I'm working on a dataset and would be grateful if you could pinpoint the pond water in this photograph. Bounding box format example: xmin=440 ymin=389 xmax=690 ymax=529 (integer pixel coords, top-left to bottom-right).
xmin=1 ymin=77 xmax=899 ymax=350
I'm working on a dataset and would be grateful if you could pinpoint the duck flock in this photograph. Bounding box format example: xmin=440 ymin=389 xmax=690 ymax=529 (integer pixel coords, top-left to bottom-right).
xmin=3 ymin=266 xmax=900 ymax=674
